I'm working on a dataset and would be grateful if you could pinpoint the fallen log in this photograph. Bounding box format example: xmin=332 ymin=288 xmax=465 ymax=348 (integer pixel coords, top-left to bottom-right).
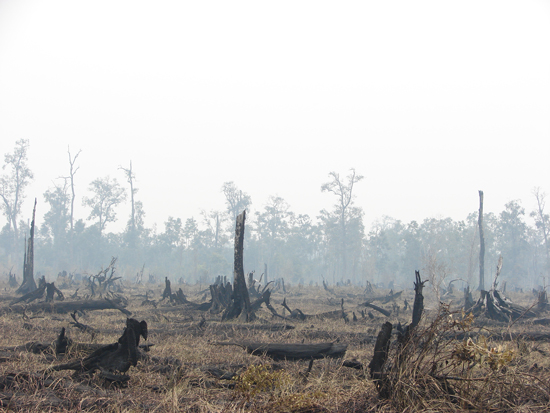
xmin=2 ymin=298 xmax=131 ymax=316
xmin=281 ymin=297 xmax=348 ymax=321
xmin=359 ymin=302 xmax=391 ymax=317
xmin=215 ymin=341 xmax=347 ymax=361
xmin=364 ymin=290 xmax=402 ymax=304
xmin=137 ymin=322 xmax=295 ymax=336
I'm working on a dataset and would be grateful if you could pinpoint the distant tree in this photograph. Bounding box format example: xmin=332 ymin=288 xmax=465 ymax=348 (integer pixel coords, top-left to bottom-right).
xmin=161 ymin=217 xmax=183 ymax=248
xmin=531 ymin=187 xmax=550 ymax=278
xmin=498 ymin=200 xmax=530 ymax=283
xmin=119 ymin=161 xmax=137 ymax=234
xmin=0 ymin=139 xmax=33 ymax=256
xmin=83 ymin=176 xmax=127 ymax=234
xmin=365 ymin=216 xmax=403 ymax=285
xmin=42 ymin=179 xmax=70 ymax=247
xmin=63 ymin=147 xmax=81 ymax=234
xmin=320 ymin=168 xmax=364 ymax=281
xmin=256 ymin=196 xmax=292 ymax=239
xmin=221 ymin=181 xmax=251 ymax=223
xmin=119 ymin=161 xmax=145 ymax=250
xmin=255 ymin=196 xmax=294 ymax=279
xmin=57 ymin=146 xmax=81 ymax=265
xmin=285 ymin=213 xmax=323 ymax=282
xmin=200 ymin=210 xmax=227 ymax=249
xmin=183 ymin=217 xmax=199 ymax=249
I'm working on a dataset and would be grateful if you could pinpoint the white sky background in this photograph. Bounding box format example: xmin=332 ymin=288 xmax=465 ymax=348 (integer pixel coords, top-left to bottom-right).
xmin=0 ymin=1 xmax=549 ymax=234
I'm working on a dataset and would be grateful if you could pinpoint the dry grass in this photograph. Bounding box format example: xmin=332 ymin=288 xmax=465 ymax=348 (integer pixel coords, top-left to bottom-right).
xmin=0 ymin=280 xmax=548 ymax=412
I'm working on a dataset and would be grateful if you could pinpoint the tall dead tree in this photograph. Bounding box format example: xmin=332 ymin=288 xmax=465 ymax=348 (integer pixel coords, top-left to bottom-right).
xmin=222 ymin=210 xmax=253 ymax=322
xmin=58 ymin=147 xmax=81 ymax=265
xmin=478 ymin=190 xmax=485 ymax=290
xmin=16 ymin=199 xmax=37 ymax=295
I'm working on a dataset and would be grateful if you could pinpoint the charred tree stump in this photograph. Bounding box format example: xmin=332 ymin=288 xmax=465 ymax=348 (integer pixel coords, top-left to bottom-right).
xmin=49 ymin=318 xmax=147 ymax=381
xmin=8 ymin=268 xmax=17 ymax=288
xmin=209 ymin=282 xmax=232 ymax=314
xmin=464 ymin=285 xmax=474 ymax=311
xmin=162 ymin=277 xmax=172 ymax=300
xmin=398 ymin=270 xmax=427 ymax=342
xmin=471 ymin=257 xmax=536 ymax=321
xmin=364 ymin=280 xmax=374 ymax=294
xmin=222 ymin=211 xmax=253 ymax=322
xmin=45 ymin=282 xmax=64 ymax=303
xmin=537 ymin=290 xmax=549 ymax=313
xmin=368 ymin=321 xmax=392 ymax=397
xmin=247 ymin=271 xmax=260 ymax=299
xmin=16 ymin=199 xmax=38 ymax=295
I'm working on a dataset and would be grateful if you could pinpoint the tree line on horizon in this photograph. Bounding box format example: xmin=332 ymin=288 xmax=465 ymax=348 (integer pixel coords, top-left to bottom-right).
xmin=1 ymin=139 xmax=549 ymax=291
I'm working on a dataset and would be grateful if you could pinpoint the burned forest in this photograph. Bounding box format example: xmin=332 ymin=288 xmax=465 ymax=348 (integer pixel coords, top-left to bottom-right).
xmin=0 ymin=206 xmax=550 ymax=413
xmin=1 ymin=143 xmax=550 ymax=411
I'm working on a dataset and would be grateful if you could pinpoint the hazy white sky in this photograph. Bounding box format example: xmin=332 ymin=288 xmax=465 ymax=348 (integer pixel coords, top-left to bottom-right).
xmin=0 ymin=1 xmax=549 ymax=233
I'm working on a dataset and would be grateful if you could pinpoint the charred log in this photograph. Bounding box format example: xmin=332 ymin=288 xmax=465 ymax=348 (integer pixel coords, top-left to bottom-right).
xmin=3 ymin=298 xmax=131 ymax=316
xmin=359 ymin=301 xmax=391 ymax=317
xmin=216 ymin=341 xmax=347 ymax=361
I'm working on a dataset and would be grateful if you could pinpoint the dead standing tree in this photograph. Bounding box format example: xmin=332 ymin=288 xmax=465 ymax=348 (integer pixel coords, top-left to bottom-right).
xmin=222 ymin=210 xmax=253 ymax=322
xmin=16 ymin=199 xmax=37 ymax=295
xmin=369 ymin=270 xmax=427 ymax=398
xmin=478 ymin=190 xmax=485 ymax=290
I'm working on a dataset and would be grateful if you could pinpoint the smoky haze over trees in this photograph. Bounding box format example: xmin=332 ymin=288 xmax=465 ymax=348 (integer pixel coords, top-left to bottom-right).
xmin=0 ymin=139 xmax=33 ymax=263
xmin=0 ymin=140 xmax=548 ymax=291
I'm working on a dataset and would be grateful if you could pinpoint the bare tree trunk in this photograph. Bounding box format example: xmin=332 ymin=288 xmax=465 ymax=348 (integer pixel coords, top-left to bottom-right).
xmin=16 ymin=199 xmax=37 ymax=295
xmin=222 ymin=210 xmax=253 ymax=321
xmin=66 ymin=147 xmax=81 ymax=265
xmin=478 ymin=190 xmax=485 ymax=291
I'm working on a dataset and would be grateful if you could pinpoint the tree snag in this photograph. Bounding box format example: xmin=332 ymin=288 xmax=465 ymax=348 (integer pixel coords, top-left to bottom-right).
xmin=222 ymin=210 xmax=253 ymax=322
xmin=478 ymin=190 xmax=485 ymax=290
xmin=16 ymin=199 xmax=37 ymax=295
xmin=368 ymin=321 xmax=392 ymax=397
